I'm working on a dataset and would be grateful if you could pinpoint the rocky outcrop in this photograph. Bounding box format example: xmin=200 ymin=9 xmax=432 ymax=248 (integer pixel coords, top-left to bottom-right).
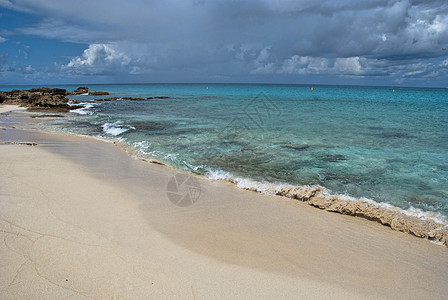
xmin=71 ymin=87 xmax=89 ymax=95
xmin=0 ymin=88 xmax=70 ymax=111
xmin=27 ymin=94 xmax=69 ymax=110
xmin=30 ymin=87 xmax=67 ymax=95
xmin=122 ymin=97 xmax=145 ymax=100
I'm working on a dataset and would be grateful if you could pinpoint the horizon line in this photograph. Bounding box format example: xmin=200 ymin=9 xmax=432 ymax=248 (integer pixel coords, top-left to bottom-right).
xmin=0 ymin=82 xmax=447 ymax=90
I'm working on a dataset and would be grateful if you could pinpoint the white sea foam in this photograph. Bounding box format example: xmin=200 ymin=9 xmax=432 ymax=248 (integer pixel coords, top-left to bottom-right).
xmin=106 ymin=136 xmax=448 ymax=246
xmin=404 ymin=205 xmax=448 ymax=225
xmin=71 ymin=102 xmax=99 ymax=115
xmin=102 ymin=121 xmax=135 ymax=136
xmin=204 ymin=167 xmax=448 ymax=246
xmin=83 ymin=103 xmax=98 ymax=109
xmin=182 ymin=161 xmax=206 ymax=172
xmin=133 ymin=141 xmax=152 ymax=155
xmin=164 ymin=153 xmax=178 ymax=161
xmin=206 ymin=169 xmax=235 ymax=181
xmin=72 ymin=108 xmax=92 ymax=115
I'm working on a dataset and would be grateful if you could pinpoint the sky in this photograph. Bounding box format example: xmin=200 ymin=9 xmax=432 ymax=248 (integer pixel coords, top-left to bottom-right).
xmin=0 ymin=0 xmax=447 ymax=87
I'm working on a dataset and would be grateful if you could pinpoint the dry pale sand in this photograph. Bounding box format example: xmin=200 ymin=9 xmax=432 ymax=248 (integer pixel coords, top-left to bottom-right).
xmin=0 ymin=105 xmax=25 ymax=114
xmin=1 ymin=109 xmax=447 ymax=299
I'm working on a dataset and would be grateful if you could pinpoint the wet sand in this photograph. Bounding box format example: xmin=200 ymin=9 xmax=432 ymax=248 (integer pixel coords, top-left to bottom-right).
xmin=1 ymin=106 xmax=447 ymax=299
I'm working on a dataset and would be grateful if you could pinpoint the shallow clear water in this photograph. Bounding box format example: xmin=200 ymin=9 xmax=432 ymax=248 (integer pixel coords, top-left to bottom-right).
xmin=5 ymin=84 xmax=448 ymax=217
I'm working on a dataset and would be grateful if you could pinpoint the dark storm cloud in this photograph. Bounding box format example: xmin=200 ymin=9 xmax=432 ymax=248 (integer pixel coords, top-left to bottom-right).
xmin=1 ymin=0 xmax=447 ymax=85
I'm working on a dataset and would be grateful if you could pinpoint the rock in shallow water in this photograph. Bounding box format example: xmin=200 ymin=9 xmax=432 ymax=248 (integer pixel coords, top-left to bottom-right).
xmin=320 ymin=154 xmax=347 ymax=162
xmin=70 ymin=87 xmax=89 ymax=95
xmin=282 ymin=144 xmax=310 ymax=150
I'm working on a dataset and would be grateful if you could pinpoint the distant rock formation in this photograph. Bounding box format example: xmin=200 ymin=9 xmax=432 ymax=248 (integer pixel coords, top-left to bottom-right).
xmin=0 ymin=87 xmax=72 ymax=111
xmin=121 ymin=97 xmax=145 ymax=100
xmin=0 ymin=87 xmax=170 ymax=110
xmin=148 ymin=96 xmax=170 ymax=99
xmin=71 ymin=87 xmax=89 ymax=95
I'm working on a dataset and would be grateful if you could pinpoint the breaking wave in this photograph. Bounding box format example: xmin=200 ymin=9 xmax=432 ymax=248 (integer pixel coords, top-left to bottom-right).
xmin=70 ymin=102 xmax=98 ymax=115
xmin=102 ymin=121 xmax=135 ymax=136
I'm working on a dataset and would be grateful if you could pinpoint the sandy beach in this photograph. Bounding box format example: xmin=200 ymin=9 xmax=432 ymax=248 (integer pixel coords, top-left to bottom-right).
xmin=1 ymin=105 xmax=448 ymax=299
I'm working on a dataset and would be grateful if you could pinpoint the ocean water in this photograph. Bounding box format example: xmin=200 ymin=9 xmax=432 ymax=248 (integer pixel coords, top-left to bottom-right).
xmin=5 ymin=84 xmax=448 ymax=220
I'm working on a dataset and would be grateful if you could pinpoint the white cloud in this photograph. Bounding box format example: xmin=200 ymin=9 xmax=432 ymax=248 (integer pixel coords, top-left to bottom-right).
xmin=254 ymin=55 xmax=366 ymax=76
xmin=2 ymin=0 xmax=448 ymax=85
xmin=10 ymin=0 xmax=447 ymax=59
xmin=252 ymin=62 xmax=277 ymax=74
xmin=279 ymin=56 xmax=329 ymax=74
xmin=0 ymin=36 xmax=6 ymax=43
xmin=255 ymin=46 xmax=272 ymax=64
xmin=65 ymin=44 xmax=131 ymax=74
xmin=333 ymin=57 xmax=362 ymax=74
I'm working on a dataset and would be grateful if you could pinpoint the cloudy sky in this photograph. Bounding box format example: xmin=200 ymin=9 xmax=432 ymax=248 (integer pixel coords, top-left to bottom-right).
xmin=1 ymin=0 xmax=447 ymax=87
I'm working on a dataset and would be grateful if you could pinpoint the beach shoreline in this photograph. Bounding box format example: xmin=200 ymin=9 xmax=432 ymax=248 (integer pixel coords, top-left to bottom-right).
xmin=0 ymin=105 xmax=26 ymax=114
xmin=1 ymin=105 xmax=448 ymax=298
xmin=8 ymin=102 xmax=447 ymax=247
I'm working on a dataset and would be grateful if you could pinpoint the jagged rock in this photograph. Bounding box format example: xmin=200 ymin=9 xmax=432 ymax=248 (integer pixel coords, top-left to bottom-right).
xmin=0 ymin=93 xmax=8 ymax=103
xmin=29 ymin=88 xmax=67 ymax=95
xmin=71 ymin=87 xmax=89 ymax=95
xmin=0 ymin=88 xmax=71 ymax=111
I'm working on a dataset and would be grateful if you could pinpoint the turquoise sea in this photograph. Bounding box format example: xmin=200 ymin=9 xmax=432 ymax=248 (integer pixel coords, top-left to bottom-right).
xmin=3 ymin=84 xmax=448 ymax=220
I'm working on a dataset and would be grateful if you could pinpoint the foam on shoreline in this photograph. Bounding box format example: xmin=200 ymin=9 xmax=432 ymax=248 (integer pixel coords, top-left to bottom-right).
xmin=101 ymin=121 xmax=135 ymax=136
xmin=97 ymin=136 xmax=448 ymax=247
xmin=12 ymin=108 xmax=448 ymax=247
xmin=205 ymin=169 xmax=448 ymax=246
xmin=113 ymin=135 xmax=448 ymax=247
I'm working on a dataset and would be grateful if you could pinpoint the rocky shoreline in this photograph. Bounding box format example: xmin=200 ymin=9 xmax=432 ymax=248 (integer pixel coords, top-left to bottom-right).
xmin=0 ymin=87 xmax=87 ymax=111
xmin=0 ymin=87 xmax=171 ymax=111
